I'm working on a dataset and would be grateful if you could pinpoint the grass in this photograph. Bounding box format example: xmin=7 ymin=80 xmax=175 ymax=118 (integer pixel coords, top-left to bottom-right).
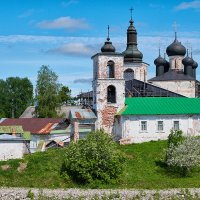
xmin=0 ymin=140 xmax=200 ymax=189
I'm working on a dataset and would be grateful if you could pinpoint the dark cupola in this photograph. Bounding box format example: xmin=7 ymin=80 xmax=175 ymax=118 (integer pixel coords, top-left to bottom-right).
xmin=191 ymin=52 xmax=198 ymax=79
xmin=122 ymin=10 xmax=143 ymax=63
xmin=166 ymin=32 xmax=186 ymax=56
xmin=101 ymin=25 xmax=116 ymax=53
xmin=154 ymin=49 xmax=168 ymax=76
xmin=182 ymin=49 xmax=194 ymax=77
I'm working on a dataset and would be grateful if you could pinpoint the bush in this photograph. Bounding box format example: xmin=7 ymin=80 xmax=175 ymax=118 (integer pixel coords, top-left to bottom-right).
xmin=167 ymin=129 xmax=184 ymax=148
xmin=166 ymin=137 xmax=200 ymax=176
xmin=62 ymin=130 xmax=125 ymax=184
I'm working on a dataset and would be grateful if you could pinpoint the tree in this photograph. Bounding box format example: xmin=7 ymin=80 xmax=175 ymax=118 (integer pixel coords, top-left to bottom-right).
xmin=0 ymin=77 xmax=33 ymax=118
xmin=36 ymin=65 xmax=61 ymax=117
xmin=166 ymin=137 xmax=200 ymax=176
xmin=62 ymin=130 xmax=125 ymax=184
xmin=58 ymin=86 xmax=74 ymax=105
xmin=167 ymin=129 xmax=184 ymax=148
xmin=0 ymin=79 xmax=8 ymax=117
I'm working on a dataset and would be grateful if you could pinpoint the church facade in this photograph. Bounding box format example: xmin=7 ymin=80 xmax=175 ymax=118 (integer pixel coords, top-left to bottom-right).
xmin=91 ymin=16 xmax=200 ymax=143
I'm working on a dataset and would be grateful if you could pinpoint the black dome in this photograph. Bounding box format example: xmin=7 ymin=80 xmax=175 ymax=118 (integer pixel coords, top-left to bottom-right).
xmin=154 ymin=55 xmax=168 ymax=66
xmin=182 ymin=56 xmax=194 ymax=66
xmin=123 ymin=47 xmax=143 ymax=60
xmin=122 ymin=19 xmax=143 ymax=62
xmin=166 ymin=34 xmax=186 ymax=56
xmin=101 ymin=38 xmax=115 ymax=53
xmin=192 ymin=61 xmax=198 ymax=69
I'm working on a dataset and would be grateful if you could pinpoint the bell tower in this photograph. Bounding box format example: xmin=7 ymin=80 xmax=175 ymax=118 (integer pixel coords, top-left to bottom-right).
xmin=92 ymin=26 xmax=125 ymax=133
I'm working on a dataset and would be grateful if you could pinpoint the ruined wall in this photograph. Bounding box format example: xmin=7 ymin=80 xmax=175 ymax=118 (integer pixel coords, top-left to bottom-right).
xmin=150 ymin=80 xmax=196 ymax=97
xmin=118 ymin=114 xmax=200 ymax=143
xmin=92 ymin=54 xmax=125 ymax=133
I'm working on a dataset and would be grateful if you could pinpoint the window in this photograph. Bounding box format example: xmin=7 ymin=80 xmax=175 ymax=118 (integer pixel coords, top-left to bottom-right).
xmin=124 ymin=68 xmax=134 ymax=81
xmin=107 ymin=61 xmax=114 ymax=78
xmin=157 ymin=121 xmax=163 ymax=131
xmin=173 ymin=121 xmax=179 ymax=130
xmin=107 ymin=85 xmax=116 ymax=103
xmin=141 ymin=121 xmax=147 ymax=131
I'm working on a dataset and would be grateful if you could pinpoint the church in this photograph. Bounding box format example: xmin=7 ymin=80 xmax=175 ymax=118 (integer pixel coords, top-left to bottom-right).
xmin=88 ymin=13 xmax=200 ymax=143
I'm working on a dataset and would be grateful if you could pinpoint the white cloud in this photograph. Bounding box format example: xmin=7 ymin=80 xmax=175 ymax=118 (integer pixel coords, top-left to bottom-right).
xmin=18 ymin=9 xmax=43 ymax=18
xmin=175 ymin=0 xmax=200 ymax=10
xmin=47 ymin=43 xmax=96 ymax=56
xmin=61 ymin=0 xmax=78 ymax=7
xmin=73 ymin=78 xmax=92 ymax=84
xmin=37 ymin=17 xmax=89 ymax=30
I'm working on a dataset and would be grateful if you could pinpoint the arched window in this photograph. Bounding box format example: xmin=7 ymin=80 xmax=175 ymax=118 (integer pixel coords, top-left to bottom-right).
xmin=107 ymin=61 xmax=115 ymax=78
xmin=124 ymin=69 xmax=134 ymax=81
xmin=107 ymin=85 xmax=116 ymax=103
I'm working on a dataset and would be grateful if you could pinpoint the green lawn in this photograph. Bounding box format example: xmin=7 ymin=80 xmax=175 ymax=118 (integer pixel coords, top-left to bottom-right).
xmin=0 ymin=140 xmax=200 ymax=189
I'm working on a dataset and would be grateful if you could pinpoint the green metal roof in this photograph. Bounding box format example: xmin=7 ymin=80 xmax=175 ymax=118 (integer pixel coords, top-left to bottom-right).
xmin=121 ymin=97 xmax=200 ymax=115
xmin=0 ymin=126 xmax=24 ymax=133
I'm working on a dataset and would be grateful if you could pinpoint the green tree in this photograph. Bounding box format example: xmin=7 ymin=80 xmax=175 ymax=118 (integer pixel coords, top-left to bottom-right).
xmin=0 ymin=79 xmax=8 ymax=117
xmin=62 ymin=130 xmax=125 ymax=184
xmin=0 ymin=77 xmax=33 ymax=118
xmin=58 ymin=86 xmax=74 ymax=105
xmin=36 ymin=65 xmax=61 ymax=117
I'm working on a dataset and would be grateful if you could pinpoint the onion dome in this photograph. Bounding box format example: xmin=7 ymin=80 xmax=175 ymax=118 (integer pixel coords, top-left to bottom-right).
xmin=122 ymin=18 xmax=143 ymax=62
xmin=191 ymin=52 xmax=198 ymax=69
xmin=154 ymin=49 xmax=168 ymax=66
xmin=101 ymin=25 xmax=115 ymax=53
xmin=182 ymin=50 xmax=194 ymax=66
xmin=192 ymin=61 xmax=198 ymax=69
xmin=166 ymin=32 xmax=186 ymax=56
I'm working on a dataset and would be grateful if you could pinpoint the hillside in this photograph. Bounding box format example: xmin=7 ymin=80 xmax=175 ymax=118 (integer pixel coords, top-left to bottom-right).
xmin=0 ymin=140 xmax=200 ymax=189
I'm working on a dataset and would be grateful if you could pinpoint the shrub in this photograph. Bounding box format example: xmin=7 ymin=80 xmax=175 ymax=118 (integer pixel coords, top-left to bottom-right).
xmin=167 ymin=129 xmax=184 ymax=148
xmin=166 ymin=137 xmax=200 ymax=176
xmin=62 ymin=130 xmax=125 ymax=184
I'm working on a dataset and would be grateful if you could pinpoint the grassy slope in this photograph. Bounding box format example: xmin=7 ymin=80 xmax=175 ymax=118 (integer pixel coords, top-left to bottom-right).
xmin=0 ymin=140 xmax=200 ymax=189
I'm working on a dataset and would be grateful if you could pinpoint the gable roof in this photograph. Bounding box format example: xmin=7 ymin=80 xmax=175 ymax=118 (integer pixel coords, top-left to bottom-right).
xmin=121 ymin=97 xmax=200 ymax=115
xmin=0 ymin=118 xmax=68 ymax=134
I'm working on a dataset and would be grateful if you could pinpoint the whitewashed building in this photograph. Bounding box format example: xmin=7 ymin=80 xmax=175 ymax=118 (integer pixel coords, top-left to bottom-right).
xmin=0 ymin=134 xmax=30 ymax=161
xmin=115 ymin=98 xmax=200 ymax=143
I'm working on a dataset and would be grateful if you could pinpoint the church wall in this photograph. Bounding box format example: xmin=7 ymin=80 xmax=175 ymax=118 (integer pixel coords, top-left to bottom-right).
xmin=150 ymin=81 xmax=196 ymax=97
xmin=123 ymin=63 xmax=148 ymax=81
xmin=118 ymin=114 xmax=200 ymax=143
xmin=169 ymin=55 xmax=184 ymax=70
xmin=94 ymin=79 xmax=125 ymax=133
xmin=92 ymin=54 xmax=125 ymax=133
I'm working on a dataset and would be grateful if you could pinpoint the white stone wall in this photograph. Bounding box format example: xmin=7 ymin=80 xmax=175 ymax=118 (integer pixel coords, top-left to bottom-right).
xmin=0 ymin=141 xmax=29 ymax=161
xmin=150 ymin=80 xmax=196 ymax=97
xmin=117 ymin=114 xmax=200 ymax=143
xmin=169 ymin=55 xmax=184 ymax=70
xmin=123 ymin=62 xmax=148 ymax=81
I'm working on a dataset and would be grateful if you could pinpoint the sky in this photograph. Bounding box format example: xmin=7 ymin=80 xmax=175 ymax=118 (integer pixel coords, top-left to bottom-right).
xmin=1 ymin=0 xmax=200 ymax=96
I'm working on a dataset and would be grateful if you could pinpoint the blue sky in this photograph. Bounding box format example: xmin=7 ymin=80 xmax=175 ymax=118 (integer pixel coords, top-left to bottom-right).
xmin=0 ymin=0 xmax=200 ymax=95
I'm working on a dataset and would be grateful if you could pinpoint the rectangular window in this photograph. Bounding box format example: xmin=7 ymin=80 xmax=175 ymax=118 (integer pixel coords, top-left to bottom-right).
xmin=174 ymin=121 xmax=179 ymax=130
xmin=157 ymin=121 xmax=163 ymax=131
xmin=141 ymin=121 xmax=147 ymax=131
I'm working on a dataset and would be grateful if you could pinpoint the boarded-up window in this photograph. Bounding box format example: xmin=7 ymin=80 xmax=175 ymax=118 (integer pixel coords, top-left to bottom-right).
xmin=124 ymin=69 xmax=134 ymax=81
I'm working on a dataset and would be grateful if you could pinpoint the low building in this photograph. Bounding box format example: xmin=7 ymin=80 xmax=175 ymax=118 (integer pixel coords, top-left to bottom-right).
xmin=115 ymin=97 xmax=200 ymax=143
xmin=0 ymin=118 xmax=70 ymax=152
xmin=0 ymin=134 xmax=30 ymax=161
